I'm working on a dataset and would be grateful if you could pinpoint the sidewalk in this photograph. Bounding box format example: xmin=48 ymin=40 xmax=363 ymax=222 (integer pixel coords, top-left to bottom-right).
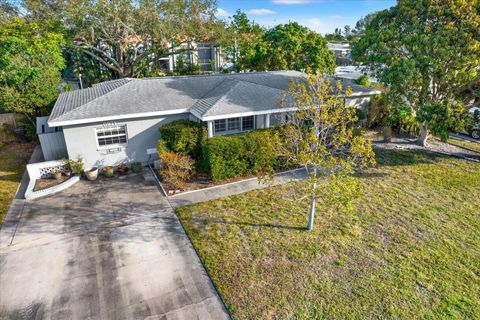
xmin=168 ymin=168 xmax=309 ymax=208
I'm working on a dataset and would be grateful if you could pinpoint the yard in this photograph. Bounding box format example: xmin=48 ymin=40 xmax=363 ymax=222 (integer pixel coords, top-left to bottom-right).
xmin=177 ymin=150 xmax=480 ymax=319
xmin=0 ymin=142 xmax=35 ymax=224
xmin=447 ymin=138 xmax=480 ymax=153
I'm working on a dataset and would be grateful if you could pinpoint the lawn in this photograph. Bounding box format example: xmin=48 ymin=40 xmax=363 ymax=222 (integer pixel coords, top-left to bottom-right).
xmin=0 ymin=142 xmax=35 ymax=224
xmin=177 ymin=150 xmax=480 ymax=319
xmin=448 ymin=138 xmax=480 ymax=153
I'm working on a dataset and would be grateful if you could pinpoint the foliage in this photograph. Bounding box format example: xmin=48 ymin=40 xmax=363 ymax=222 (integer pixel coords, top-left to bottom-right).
xmin=177 ymin=150 xmax=480 ymax=319
xmin=202 ymin=135 xmax=249 ymax=181
xmin=0 ymin=17 xmax=65 ymax=124
xmin=354 ymin=75 xmax=371 ymax=87
xmin=352 ymin=0 xmax=480 ymax=145
xmin=0 ymin=142 xmax=35 ymax=225
xmin=226 ymin=14 xmax=335 ymax=74
xmin=69 ymin=157 xmax=84 ymax=174
xmin=159 ymin=151 xmax=194 ymax=189
xmin=24 ymin=0 xmax=225 ymax=81
xmin=159 ymin=120 xmax=206 ymax=159
xmin=201 ymin=129 xmax=283 ymax=181
xmin=280 ymin=74 xmax=375 ymax=230
xmin=157 ymin=140 xmax=168 ymax=156
xmin=175 ymin=53 xmax=200 ymax=75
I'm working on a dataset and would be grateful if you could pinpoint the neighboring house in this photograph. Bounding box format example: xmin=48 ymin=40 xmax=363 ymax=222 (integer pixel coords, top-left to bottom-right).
xmin=159 ymin=42 xmax=226 ymax=72
xmin=45 ymin=71 xmax=380 ymax=167
xmin=327 ymin=42 xmax=354 ymax=66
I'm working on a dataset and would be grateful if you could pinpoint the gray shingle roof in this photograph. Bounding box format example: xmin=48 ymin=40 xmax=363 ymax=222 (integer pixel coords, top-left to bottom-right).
xmin=48 ymin=71 xmax=379 ymax=125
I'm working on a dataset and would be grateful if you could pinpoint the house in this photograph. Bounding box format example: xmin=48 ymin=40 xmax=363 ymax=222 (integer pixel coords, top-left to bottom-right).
xmin=327 ymin=42 xmax=354 ymax=66
xmin=44 ymin=71 xmax=380 ymax=167
xmin=159 ymin=42 xmax=226 ymax=72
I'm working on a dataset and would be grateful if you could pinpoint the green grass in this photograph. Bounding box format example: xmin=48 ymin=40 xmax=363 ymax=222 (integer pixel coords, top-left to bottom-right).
xmin=177 ymin=150 xmax=480 ymax=319
xmin=448 ymin=138 xmax=480 ymax=153
xmin=0 ymin=142 xmax=34 ymax=224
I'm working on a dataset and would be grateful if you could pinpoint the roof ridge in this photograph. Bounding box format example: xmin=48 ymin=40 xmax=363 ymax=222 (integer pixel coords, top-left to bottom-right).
xmin=53 ymin=79 xmax=133 ymax=122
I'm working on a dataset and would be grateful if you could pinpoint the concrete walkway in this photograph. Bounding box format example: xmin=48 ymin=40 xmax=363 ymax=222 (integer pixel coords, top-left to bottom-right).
xmin=0 ymin=172 xmax=229 ymax=319
xmin=168 ymin=168 xmax=309 ymax=208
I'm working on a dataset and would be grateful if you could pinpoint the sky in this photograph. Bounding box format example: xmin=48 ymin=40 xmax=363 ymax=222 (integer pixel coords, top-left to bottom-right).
xmin=216 ymin=0 xmax=396 ymax=34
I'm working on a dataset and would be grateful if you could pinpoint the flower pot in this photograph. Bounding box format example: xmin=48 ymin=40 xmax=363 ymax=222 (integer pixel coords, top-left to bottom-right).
xmin=131 ymin=162 xmax=142 ymax=174
xmin=53 ymin=171 xmax=62 ymax=180
xmin=103 ymin=166 xmax=114 ymax=177
xmin=117 ymin=164 xmax=129 ymax=175
xmin=84 ymin=167 xmax=99 ymax=181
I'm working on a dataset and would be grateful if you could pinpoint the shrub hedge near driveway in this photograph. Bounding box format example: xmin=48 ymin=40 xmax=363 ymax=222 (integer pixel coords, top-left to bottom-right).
xmin=159 ymin=120 xmax=207 ymax=159
xmin=202 ymin=129 xmax=283 ymax=181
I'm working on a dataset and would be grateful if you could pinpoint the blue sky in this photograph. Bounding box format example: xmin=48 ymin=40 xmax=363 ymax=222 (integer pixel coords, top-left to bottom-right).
xmin=216 ymin=0 xmax=396 ymax=34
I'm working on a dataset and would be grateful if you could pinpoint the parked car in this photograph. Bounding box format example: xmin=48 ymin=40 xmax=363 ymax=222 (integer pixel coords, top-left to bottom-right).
xmin=469 ymin=107 xmax=480 ymax=139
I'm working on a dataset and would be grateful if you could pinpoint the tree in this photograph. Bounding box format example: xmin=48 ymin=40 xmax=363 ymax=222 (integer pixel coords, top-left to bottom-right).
xmin=279 ymin=75 xmax=375 ymax=230
xmin=24 ymin=0 xmax=226 ymax=80
xmin=246 ymin=22 xmax=335 ymax=74
xmin=0 ymin=17 xmax=65 ymax=124
xmin=225 ymin=10 xmax=266 ymax=72
xmin=0 ymin=0 xmax=18 ymax=23
xmin=352 ymin=0 xmax=480 ymax=145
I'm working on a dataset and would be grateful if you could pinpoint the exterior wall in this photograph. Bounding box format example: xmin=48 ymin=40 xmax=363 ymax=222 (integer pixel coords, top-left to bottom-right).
xmin=38 ymin=132 xmax=68 ymax=160
xmin=62 ymin=113 xmax=189 ymax=168
xmin=345 ymin=96 xmax=372 ymax=110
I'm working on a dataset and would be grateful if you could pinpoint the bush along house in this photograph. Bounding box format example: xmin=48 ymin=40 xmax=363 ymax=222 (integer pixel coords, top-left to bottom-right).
xmin=44 ymin=71 xmax=380 ymax=168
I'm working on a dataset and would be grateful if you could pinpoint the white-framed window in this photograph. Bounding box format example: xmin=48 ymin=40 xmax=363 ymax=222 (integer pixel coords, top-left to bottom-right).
xmin=227 ymin=118 xmax=240 ymax=131
xmin=96 ymin=124 xmax=128 ymax=147
xmin=214 ymin=119 xmax=226 ymax=133
xmin=242 ymin=116 xmax=255 ymax=131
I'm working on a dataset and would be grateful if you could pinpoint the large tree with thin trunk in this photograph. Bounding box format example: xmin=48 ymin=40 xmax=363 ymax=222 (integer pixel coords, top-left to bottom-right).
xmin=279 ymin=75 xmax=375 ymax=230
xmin=352 ymin=0 xmax=480 ymax=145
xmin=24 ymin=0 xmax=226 ymax=81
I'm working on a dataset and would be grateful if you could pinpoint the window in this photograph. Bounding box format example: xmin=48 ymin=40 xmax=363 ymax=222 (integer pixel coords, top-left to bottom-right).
xmin=214 ymin=119 xmax=226 ymax=133
xmin=227 ymin=118 xmax=240 ymax=131
xmin=242 ymin=116 xmax=254 ymax=131
xmin=96 ymin=125 xmax=127 ymax=147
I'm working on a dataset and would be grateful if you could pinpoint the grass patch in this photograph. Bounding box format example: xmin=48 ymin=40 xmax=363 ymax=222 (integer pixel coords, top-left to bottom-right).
xmin=177 ymin=150 xmax=480 ymax=319
xmin=448 ymin=138 xmax=480 ymax=153
xmin=0 ymin=142 xmax=35 ymax=224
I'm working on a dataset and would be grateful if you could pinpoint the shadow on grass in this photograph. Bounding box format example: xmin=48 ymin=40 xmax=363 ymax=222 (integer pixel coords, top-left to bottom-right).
xmin=374 ymin=149 xmax=452 ymax=167
xmin=211 ymin=218 xmax=306 ymax=231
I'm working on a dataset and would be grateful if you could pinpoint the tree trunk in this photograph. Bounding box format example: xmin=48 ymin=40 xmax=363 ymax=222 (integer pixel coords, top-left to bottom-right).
xmin=307 ymin=167 xmax=317 ymax=231
xmin=418 ymin=123 xmax=429 ymax=147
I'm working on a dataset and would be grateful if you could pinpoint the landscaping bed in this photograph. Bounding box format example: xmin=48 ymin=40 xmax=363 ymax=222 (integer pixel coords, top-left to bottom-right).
xmin=33 ymin=175 xmax=72 ymax=191
xmin=177 ymin=149 xmax=480 ymax=319
xmin=0 ymin=141 xmax=35 ymax=224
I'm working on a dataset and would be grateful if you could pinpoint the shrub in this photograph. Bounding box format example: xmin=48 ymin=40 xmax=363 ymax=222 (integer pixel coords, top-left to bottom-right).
xmin=354 ymin=75 xmax=371 ymax=87
xmin=202 ymin=128 xmax=284 ymax=181
xmin=159 ymin=151 xmax=195 ymax=189
xmin=202 ymin=136 xmax=249 ymax=181
xmin=159 ymin=120 xmax=206 ymax=159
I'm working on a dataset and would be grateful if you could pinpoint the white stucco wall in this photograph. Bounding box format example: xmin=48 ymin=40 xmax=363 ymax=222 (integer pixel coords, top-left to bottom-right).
xmin=62 ymin=113 xmax=189 ymax=168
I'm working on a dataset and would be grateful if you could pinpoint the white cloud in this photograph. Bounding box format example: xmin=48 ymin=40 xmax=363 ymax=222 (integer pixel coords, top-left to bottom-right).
xmin=305 ymin=17 xmax=323 ymax=29
xmin=215 ymin=8 xmax=229 ymax=18
xmin=271 ymin=0 xmax=313 ymax=4
xmin=247 ymin=9 xmax=277 ymax=16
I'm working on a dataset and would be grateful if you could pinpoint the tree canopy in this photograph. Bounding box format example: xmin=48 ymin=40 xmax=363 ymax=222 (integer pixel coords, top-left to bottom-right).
xmin=0 ymin=17 xmax=65 ymax=122
xmin=352 ymin=0 xmax=480 ymax=145
xmin=228 ymin=14 xmax=335 ymax=74
xmin=23 ymin=0 xmax=226 ymax=81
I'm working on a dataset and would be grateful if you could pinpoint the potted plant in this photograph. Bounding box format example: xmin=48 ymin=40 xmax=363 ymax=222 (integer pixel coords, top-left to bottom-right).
xmin=117 ymin=163 xmax=129 ymax=175
xmin=131 ymin=161 xmax=142 ymax=174
xmin=103 ymin=166 xmax=114 ymax=177
xmin=52 ymin=168 xmax=62 ymax=180
xmin=84 ymin=167 xmax=99 ymax=181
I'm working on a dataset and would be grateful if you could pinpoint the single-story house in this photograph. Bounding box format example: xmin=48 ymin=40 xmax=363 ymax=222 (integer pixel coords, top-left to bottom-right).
xmin=44 ymin=71 xmax=380 ymax=167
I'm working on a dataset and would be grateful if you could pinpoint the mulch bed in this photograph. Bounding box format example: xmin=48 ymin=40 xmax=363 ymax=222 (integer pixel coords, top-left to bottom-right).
xmin=34 ymin=175 xmax=71 ymax=192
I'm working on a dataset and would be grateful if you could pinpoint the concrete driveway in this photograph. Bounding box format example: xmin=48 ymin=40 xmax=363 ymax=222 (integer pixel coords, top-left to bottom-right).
xmin=0 ymin=172 xmax=229 ymax=319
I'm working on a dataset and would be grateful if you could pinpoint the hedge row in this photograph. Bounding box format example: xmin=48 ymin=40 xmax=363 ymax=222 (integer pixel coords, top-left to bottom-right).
xmin=202 ymin=129 xmax=283 ymax=181
xmin=159 ymin=120 xmax=207 ymax=159
xmin=159 ymin=120 xmax=287 ymax=181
